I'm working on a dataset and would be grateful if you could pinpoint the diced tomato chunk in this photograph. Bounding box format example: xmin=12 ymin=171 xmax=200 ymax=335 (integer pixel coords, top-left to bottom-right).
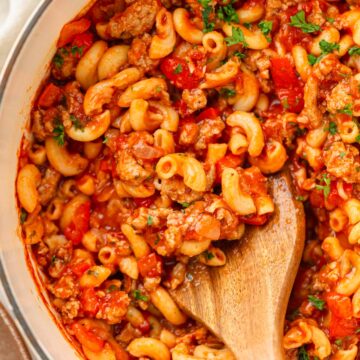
xmin=238 ymin=213 xmax=269 ymax=225
xmin=71 ymin=322 xmax=104 ymax=352
xmin=64 ymin=201 xmax=91 ymax=245
xmin=215 ymin=154 xmax=243 ymax=182
xmin=137 ymin=253 xmax=163 ymax=278
xmin=133 ymin=195 xmax=156 ymax=208
xmin=58 ymin=18 xmax=91 ymax=48
xmin=160 ymin=57 xmax=201 ymax=89
xmin=270 ymin=57 xmax=304 ymax=113
xmin=326 ymin=292 xmax=353 ymax=319
xmin=329 ymin=315 xmax=359 ymax=338
xmin=327 ymin=182 xmax=353 ymax=208
xmin=71 ymin=32 xmax=94 ymax=56
xmin=38 ymin=83 xmax=62 ymax=108
xmin=80 ymin=288 xmax=100 ymax=316
xmin=196 ymin=107 xmax=220 ymax=121
xmin=71 ymin=262 xmax=91 ymax=277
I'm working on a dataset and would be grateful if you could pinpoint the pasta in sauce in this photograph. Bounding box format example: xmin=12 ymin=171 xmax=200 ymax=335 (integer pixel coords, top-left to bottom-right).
xmin=15 ymin=0 xmax=360 ymax=359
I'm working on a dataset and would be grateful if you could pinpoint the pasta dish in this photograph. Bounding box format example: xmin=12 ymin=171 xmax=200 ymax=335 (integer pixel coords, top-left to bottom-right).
xmin=15 ymin=0 xmax=360 ymax=359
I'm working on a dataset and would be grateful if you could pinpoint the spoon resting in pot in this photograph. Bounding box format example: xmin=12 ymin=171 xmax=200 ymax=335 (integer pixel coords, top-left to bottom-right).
xmin=170 ymin=169 xmax=305 ymax=360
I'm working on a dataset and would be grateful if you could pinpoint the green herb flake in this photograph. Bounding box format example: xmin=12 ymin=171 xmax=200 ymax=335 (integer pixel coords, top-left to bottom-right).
xmin=87 ymin=269 xmax=99 ymax=277
xmin=307 ymin=54 xmax=318 ymax=66
xmin=179 ymin=202 xmax=191 ymax=208
xmin=356 ymin=134 xmax=360 ymax=143
xmin=155 ymin=85 xmax=162 ymax=93
xmin=308 ymin=295 xmax=325 ymax=310
xmin=289 ymin=10 xmax=320 ymax=34
xmin=217 ymin=4 xmax=239 ymax=24
xmin=154 ymin=234 xmax=161 ymax=245
xmin=198 ymin=0 xmax=215 ymax=33
xmin=298 ymin=346 xmax=310 ymax=360
xmin=340 ymin=151 xmax=346 ymax=158
xmin=349 ymin=46 xmax=360 ymax=56
xmin=334 ymin=339 xmax=343 ymax=347
xmin=282 ymin=97 xmax=289 ymax=109
xmin=288 ymin=308 xmax=299 ymax=321
xmin=357 ymin=166 xmax=360 ymax=172
xmin=319 ymin=39 xmax=340 ymax=54
xmin=355 ymin=328 xmax=360 ymax=334
xmin=258 ymin=20 xmax=273 ymax=36
xmin=243 ymin=22 xmax=251 ymax=29
xmin=53 ymin=118 xmax=65 ymax=146
xmin=133 ymin=289 xmax=149 ymax=302
xmin=219 ymin=88 xmax=236 ymax=98
xmin=147 ymin=215 xmax=153 ymax=226
xmin=315 ymin=173 xmax=331 ymax=198
xmin=53 ymin=53 xmax=64 ymax=68
xmin=233 ymin=51 xmax=246 ymax=59
xmin=225 ymin=27 xmax=248 ymax=47
xmin=71 ymin=45 xmax=84 ymax=56
xmin=204 ymin=250 xmax=215 ymax=260
xmin=173 ymin=64 xmax=183 ymax=74
xmin=51 ymin=255 xmax=57 ymax=265
xmin=20 ymin=209 xmax=27 ymax=224
xmin=103 ymin=136 xmax=108 ymax=144
xmin=327 ymin=17 xmax=335 ymax=24
xmin=296 ymin=196 xmax=306 ymax=202
xmin=107 ymin=284 xmax=119 ymax=293
xmin=337 ymin=104 xmax=353 ymax=116
xmin=70 ymin=114 xmax=84 ymax=130
xmin=328 ymin=121 xmax=338 ymax=135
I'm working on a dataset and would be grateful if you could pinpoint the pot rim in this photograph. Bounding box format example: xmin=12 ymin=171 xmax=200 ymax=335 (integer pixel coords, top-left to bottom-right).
xmin=0 ymin=1 xmax=51 ymax=358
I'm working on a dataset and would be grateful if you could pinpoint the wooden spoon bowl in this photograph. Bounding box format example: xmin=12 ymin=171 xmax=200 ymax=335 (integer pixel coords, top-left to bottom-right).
xmin=170 ymin=169 xmax=305 ymax=359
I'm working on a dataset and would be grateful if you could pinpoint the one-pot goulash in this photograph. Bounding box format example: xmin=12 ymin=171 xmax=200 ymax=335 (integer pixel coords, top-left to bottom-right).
xmin=16 ymin=0 xmax=360 ymax=359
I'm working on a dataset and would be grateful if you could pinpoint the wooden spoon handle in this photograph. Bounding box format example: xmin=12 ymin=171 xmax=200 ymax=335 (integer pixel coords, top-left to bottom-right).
xmin=171 ymin=170 xmax=305 ymax=359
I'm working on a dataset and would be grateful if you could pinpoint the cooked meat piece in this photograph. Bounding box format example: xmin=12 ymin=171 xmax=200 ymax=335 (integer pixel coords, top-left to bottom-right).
xmin=62 ymin=81 xmax=88 ymax=123
xmin=116 ymin=150 xmax=152 ymax=185
xmin=323 ymin=141 xmax=360 ymax=183
xmin=31 ymin=108 xmax=60 ymax=141
xmin=160 ymin=176 xmax=203 ymax=203
xmin=107 ymin=0 xmax=159 ymax=39
xmin=128 ymin=34 xmax=159 ymax=73
xmin=38 ymin=167 xmax=61 ymax=205
xmin=96 ymin=291 xmax=130 ymax=324
xmin=61 ymin=300 xmax=80 ymax=320
xmin=52 ymin=48 xmax=78 ymax=81
xmin=182 ymin=89 xmax=207 ymax=113
xmin=49 ymin=275 xmax=79 ymax=299
xmin=194 ymin=118 xmax=225 ymax=151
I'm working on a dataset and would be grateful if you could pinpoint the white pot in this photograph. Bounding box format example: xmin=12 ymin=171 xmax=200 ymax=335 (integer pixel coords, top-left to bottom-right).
xmin=0 ymin=1 xmax=95 ymax=358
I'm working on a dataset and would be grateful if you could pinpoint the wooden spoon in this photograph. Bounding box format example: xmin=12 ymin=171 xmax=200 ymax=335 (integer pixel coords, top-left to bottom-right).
xmin=170 ymin=169 xmax=305 ymax=360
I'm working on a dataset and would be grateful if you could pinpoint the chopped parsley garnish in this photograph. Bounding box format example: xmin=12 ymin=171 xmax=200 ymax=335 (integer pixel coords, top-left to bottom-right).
xmin=319 ymin=39 xmax=340 ymax=54
xmin=355 ymin=328 xmax=360 ymax=334
xmin=219 ymin=88 xmax=236 ymax=98
xmin=53 ymin=53 xmax=64 ymax=68
xmin=103 ymin=136 xmax=108 ymax=144
xmin=307 ymin=54 xmax=318 ymax=66
xmin=334 ymin=339 xmax=343 ymax=347
xmin=53 ymin=118 xmax=65 ymax=146
xmin=107 ymin=284 xmax=119 ymax=293
xmin=308 ymin=295 xmax=325 ymax=310
xmin=154 ymin=234 xmax=160 ymax=245
xmin=349 ymin=46 xmax=360 ymax=56
xmin=258 ymin=20 xmax=273 ymax=41
xmin=51 ymin=255 xmax=58 ymax=265
xmin=87 ymin=269 xmax=99 ymax=277
xmin=296 ymin=196 xmax=306 ymax=202
xmin=225 ymin=27 xmax=248 ymax=47
xmin=173 ymin=64 xmax=183 ymax=74
xmin=288 ymin=308 xmax=299 ymax=321
xmin=147 ymin=215 xmax=153 ymax=226
xmin=204 ymin=250 xmax=215 ymax=260
xmin=71 ymin=45 xmax=84 ymax=56
xmin=20 ymin=209 xmax=27 ymax=224
xmin=327 ymin=17 xmax=335 ymax=24
xmin=70 ymin=114 xmax=84 ymax=130
xmin=356 ymin=134 xmax=360 ymax=143
xmin=233 ymin=51 xmax=246 ymax=59
xmin=337 ymin=104 xmax=353 ymax=116
xmin=298 ymin=346 xmax=310 ymax=360
xmin=179 ymin=202 xmax=191 ymax=208
xmin=198 ymin=0 xmax=215 ymax=33
xmin=282 ymin=97 xmax=289 ymax=109
xmin=328 ymin=121 xmax=338 ymax=135
xmin=217 ymin=4 xmax=239 ymax=24
xmin=315 ymin=174 xmax=331 ymax=198
xmin=340 ymin=151 xmax=346 ymax=158
xmin=289 ymin=10 xmax=320 ymax=34
xmin=133 ymin=290 xmax=149 ymax=302
xmin=243 ymin=22 xmax=251 ymax=29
